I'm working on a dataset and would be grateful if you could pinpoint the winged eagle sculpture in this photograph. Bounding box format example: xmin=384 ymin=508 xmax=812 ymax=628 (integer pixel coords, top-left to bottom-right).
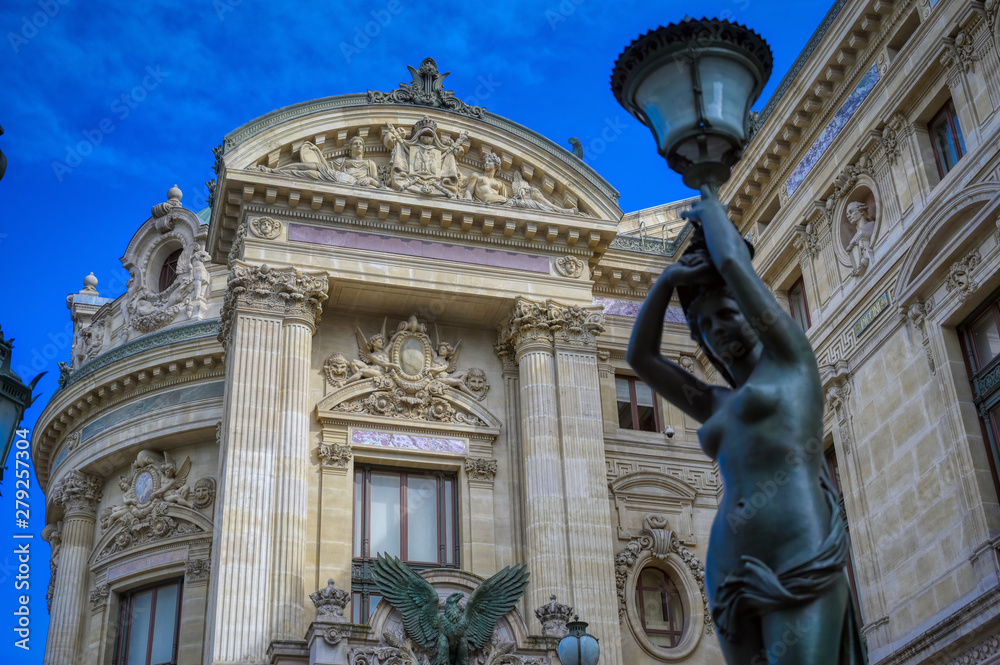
xmin=372 ymin=553 xmax=530 ymax=665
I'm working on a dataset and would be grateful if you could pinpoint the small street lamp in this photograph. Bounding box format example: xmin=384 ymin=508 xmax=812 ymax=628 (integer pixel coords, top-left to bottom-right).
xmin=557 ymin=615 xmax=600 ymax=665
xmin=611 ymin=18 xmax=773 ymax=190
xmin=0 ymin=326 xmax=44 ymax=489
xmin=0 ymin=124 xmax=6 ymax=182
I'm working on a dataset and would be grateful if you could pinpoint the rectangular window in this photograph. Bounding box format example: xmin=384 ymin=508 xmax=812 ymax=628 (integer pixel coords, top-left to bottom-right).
xmin=114 ymin=579 xmax=183 ymax=665
xmin=616 ymin=376 xmax=661 ymax=432
xmin=959 ymin=290 xmax=1000 ymax=500
xmin=788 ymin=277 xmax=810 ymax=331
xmin=929 ymin=100 xmax=966 ymax=178
xmin=351 ymin=467 xmax=458 ymax=623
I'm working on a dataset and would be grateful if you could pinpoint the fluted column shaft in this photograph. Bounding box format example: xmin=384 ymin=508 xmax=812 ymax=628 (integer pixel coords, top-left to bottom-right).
xmin=516 ymin=340 xmax=571 ymax=614
xmin=44 ymin=471 xmax=102 ymax=665
xmin=269 ymin=319 xmax=313 ymax=640
xmin=208 ymin=310 xmax=284 ymax=664
xmin=554 ymin=345 xmax=622 ymax=665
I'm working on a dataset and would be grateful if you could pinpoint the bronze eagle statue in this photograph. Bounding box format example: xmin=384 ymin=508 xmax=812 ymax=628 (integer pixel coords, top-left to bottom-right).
xmin=372 ymin=553 xmax=530 ymax=665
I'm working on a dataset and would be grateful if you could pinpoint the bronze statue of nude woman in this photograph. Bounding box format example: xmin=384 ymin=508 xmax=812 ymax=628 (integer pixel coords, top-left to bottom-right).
xmin=626 ymin=189 xmax=867 ymax=664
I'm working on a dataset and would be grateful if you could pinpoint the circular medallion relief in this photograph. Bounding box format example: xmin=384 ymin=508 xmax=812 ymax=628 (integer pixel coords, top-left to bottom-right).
xmin=135 ymin=471 xmax=154 ymax=504
xmin=400 ymin=337 xmax=426 ymax=375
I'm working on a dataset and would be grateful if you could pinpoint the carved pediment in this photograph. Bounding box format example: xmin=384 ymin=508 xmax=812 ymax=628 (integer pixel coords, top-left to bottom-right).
xmin=93 ymin=449 xmax=216 ymax=562
xmin=318 ymin=316 xmax=500 ymax=431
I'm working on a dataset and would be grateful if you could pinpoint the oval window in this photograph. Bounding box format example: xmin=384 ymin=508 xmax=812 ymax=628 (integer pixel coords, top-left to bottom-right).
xmin=399 ymin=337 xmax=425 ymax=375
xmin=635 ymin=567 xmax=686 ymax=648
xmin=158 ymin=248 xmax=183 ymax=292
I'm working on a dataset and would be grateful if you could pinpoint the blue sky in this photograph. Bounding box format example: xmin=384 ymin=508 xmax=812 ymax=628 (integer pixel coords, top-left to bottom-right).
xmin=0 ymin=0 xmax=834 ymax=659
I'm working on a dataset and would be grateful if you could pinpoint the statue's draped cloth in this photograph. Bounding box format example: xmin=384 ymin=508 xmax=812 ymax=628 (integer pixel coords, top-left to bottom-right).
xmin=711 ymin=468 xmax=868 ymax=665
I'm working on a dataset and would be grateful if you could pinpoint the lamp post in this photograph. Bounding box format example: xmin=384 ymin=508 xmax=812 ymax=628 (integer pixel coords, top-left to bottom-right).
xmin=0 ymin=124 xmax=6 ymax=182
xmin=611 ymin=18 xmax=773 ymax=191
xmin=557 ymin=615 xmax=600 ymax=665
xmin=0 ymin=326 xmax=44 ymax=489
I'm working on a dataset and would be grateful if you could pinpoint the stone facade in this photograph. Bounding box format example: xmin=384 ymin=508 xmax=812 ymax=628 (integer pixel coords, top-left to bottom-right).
xmin=29 ymin=3 xmax=1000 ymax=664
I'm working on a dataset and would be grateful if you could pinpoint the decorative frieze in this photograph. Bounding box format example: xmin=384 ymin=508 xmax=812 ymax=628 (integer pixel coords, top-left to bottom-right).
xmin=310 ymin=579 xmax=351 ymax=621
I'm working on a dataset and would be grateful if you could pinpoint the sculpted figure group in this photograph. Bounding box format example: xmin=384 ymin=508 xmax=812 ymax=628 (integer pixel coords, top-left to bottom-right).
xmin=254 ymin=116 xmax=586 ymax=215
xmin=627 ymin=190 xmax=866 ymax=665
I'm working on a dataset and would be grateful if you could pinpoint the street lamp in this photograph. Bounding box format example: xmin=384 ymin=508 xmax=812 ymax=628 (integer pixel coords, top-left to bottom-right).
xmin=611 ymin=18 xmax=773 ymax=190
xmin=0 ymin=326 xmax=44 ymax=489
xmin=0 ymin=124 xmax=6 ymax=182
xmin=557 ymin=615 xmax=600 ymax=665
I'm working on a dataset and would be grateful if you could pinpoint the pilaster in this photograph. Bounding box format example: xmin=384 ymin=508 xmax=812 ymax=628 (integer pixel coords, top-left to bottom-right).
xmin=44 ymin=470 xmax=102 ymax=665
xmin=270 ymin=271 xmax=328 ymax=644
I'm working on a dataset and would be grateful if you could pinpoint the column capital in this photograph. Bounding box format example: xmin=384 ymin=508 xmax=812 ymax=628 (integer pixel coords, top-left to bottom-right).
xmin=219 ymin=261 xmax=330 ymax=345
xmin=51 ymin=470 xmax=103 ymax=518
xmin=496 ymin=297 xmax=605 ymax=361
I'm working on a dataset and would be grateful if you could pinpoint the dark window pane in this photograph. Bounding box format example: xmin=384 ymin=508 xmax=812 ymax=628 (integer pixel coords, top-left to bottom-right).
xmin=635 ymin=381 xmax=657 ymax=432
xmin=616 ymin=377 xmax=634 ymax=429
xmin=970 ymin=310 xmax=1000 ymax=369
xmin=157 ymin=248 xmax=183 ymax=292
xmin=789 ymin=280 xmax=809 ymax=330
xmin=149 ymin=584 xmax=179 ymax=664
xmin=406 ymin=475 xmax=438 ymax=562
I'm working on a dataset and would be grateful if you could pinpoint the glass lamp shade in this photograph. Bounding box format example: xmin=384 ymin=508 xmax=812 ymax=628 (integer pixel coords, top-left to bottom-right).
xmin=612 ymin=18 xmax=773 ymax=189
xmin=558 ymin=617 xmax=600 ymax=665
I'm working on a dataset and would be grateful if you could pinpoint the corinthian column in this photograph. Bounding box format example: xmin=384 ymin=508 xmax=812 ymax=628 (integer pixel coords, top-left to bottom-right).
xmin=206 ymin=262 xmax=326 ymax=664
xmin=44 ymin=470 xmax=102 ymax=665
xmin=270 ymin=271 xmax=328 ymax=643
xmin=496 ymin=299 xmax=570 ymax=615
xmin=550 ymin=305 xmax=622 ymax=665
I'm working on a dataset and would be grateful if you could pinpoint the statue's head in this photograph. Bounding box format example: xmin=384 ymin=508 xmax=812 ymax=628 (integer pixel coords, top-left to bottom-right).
xmin=327 ymin=352 xmax=350 ymax=377
xmin=677 ymin=228 xmax=759 ymax=387
xmin=845 ymin=201 xmax=870 ymax=227
xmin=483 ymin=151 xmax=502 ymax=174
xmin=370 ymin=334 xmax=385 ymax=350
xmin=464 ymin=367 xmax=488 ymax=394
xmin=349 ymin=136 xmax=366 ymax=156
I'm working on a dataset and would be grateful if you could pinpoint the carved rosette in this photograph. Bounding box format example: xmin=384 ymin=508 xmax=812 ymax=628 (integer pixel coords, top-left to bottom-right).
xmin=496 ymin=298 xmax=605 ymax=358
xmin=186 ymin=558 xmax=211 ymax=583
xmin=89 ymin=584 xmax=111 ymax=610
xmin=534 ymin=594 xmax=574 ymax=638
xmin=311 ymin=579 xmax=351 ymax=621
xmin=218 ymin=262 xmax=329 ymax=346
xmin=51 ymin=470 xmax=103 ymax=517
xmin=249 ymin=216 xmax=282 ymax=239
xmin=614 ymin=516 xmax=712 ymax=633
xmin=465 ymin=458 xmax=498 ymax=483
xmin=318 ymin=443 xmax=353 ymax=468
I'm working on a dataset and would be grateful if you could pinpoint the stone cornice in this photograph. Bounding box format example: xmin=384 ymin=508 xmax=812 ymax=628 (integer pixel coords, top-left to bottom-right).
xmin=726 ymin=0 xmax=916 ymax=225
xmin=32 ymin=338 xmax=226 ymax=490
xmin=211 ymin=172 xmax=618 ymax=268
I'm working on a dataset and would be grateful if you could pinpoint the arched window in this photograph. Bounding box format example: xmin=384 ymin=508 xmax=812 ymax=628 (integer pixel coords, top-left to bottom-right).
xmin=635 ymin=567 xmax=686 ymax=648
xmin=157 ymin=248 xmax=183 ymax=292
